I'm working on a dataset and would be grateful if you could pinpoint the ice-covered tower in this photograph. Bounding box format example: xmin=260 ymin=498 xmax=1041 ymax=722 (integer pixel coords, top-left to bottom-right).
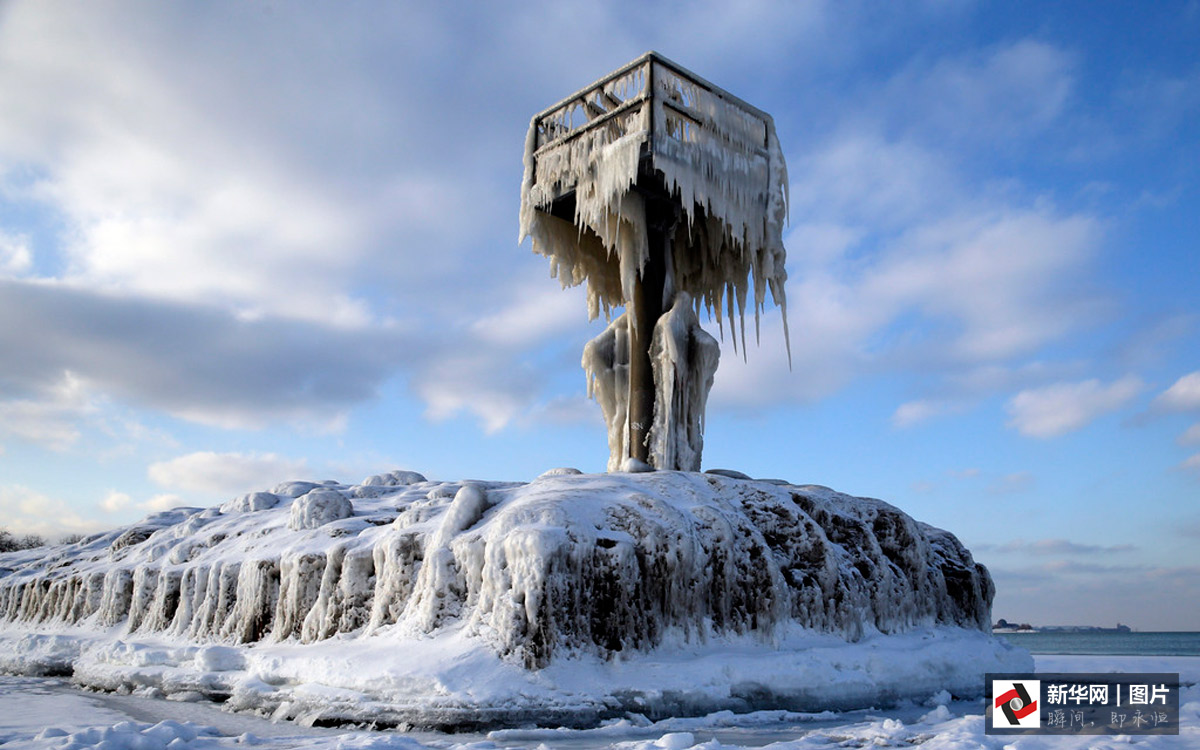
xmin=520 ymin=52 xmax=790 ymax=472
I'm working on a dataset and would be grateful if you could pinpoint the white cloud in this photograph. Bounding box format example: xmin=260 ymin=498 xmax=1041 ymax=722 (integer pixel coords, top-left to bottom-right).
xmin=864 ymin=209 xmax=1100 ymax=363
xmin=1179 ymin=423 xmax=1200 ymax=446
xmin=526 ymin=395 xmax=598 ymax=427
xmin=1005 ymin=376 xmax=1143 ymax=438
xmin=1181 ymin=453 xmax=1200 ymax=473
xmin=892 ymin=399 xmax=961 ymax=428
xmin=0 ymin=372 xmax=95 ymax=451
xmin=414 ymin=353 xmax=541 ymax=434
xmin=711 ymin=201 xmax=1101 ymax=411
xmin=102 ymin=488 xmax=190 ymax=515
xmin=884 ymin=39 xmax=1075 ymax=144
xmin=699 ymin=36 xmax=1101 ymax=419
xmin=0 ymin=485 xmax=110 ymax=538
xmin=0 ymin=2 xmax=623 ymax=438
xmin=0 ymin=3 xmax=499 ymax=328
xmin=788 ymin=133 xmax=959 ymax=229
xmin=0 ymin=280 xmax=416 ymax=433
xmin=0 ymin=231 xmax=32 ymax=276
xmin=140 ymin=493 xmax=190 ymax=512
xmin=470 ymin=283 xmax=591 ymax=347
xmin=1154 ymin=371 xmax=1200 ymax=412
xmin=100 ymin=490 xmax=132 ymax=513
xmin=148 ymin=451 xmax=309 ymax=496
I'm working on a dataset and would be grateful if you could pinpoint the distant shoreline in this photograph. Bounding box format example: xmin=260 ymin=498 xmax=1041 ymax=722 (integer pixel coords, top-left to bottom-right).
xmin=993 ymin=620 xmax=1133 ymax=634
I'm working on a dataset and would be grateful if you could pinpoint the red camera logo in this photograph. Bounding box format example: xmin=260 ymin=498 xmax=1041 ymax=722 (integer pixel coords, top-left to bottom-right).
xmin=993 ymin=679 xmax=1040 ymax=729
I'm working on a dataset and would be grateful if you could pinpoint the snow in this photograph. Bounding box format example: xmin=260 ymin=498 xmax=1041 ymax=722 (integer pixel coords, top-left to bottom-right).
xmin=1 ymin=655 xmax=1196 ymax=749
xmin=287 ymin=489 xmax=353 ymax=531
xmin=0 ymin=469 xmax=1023 ymax=730
xmin=220 ymin=493 xmax=280 ymax=514
xmin=361 ymin=471 xmax=427 ymax=488
xmin=194 ymin=646 xmax=244 ymax=673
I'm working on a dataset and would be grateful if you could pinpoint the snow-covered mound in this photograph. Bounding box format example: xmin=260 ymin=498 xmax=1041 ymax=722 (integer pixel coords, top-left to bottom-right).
xmin=0 ymin=470 xmax=1029 ymax=728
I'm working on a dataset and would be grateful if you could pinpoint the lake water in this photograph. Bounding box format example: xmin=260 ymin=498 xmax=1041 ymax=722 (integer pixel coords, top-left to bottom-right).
xmin=996 ymin=631 xmax=1200 ymax=656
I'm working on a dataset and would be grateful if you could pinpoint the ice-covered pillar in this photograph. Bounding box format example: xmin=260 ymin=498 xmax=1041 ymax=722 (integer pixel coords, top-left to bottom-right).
xmin=519 ymin=51 xmax=790 ymax=472
xmin=628 ymin=173 xmax=676 ymax=465
xmin=626 ymin=240 xmax=660 ymax=465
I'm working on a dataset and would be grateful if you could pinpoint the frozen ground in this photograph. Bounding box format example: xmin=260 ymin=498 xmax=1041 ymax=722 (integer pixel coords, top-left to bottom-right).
xmin=0 ymin=655 xmax=1196 ymax=750
xmin=0 ymin=470 xmax=1022 ymax=727
xmin=0 ymin=624 xmax=1026 ymax=731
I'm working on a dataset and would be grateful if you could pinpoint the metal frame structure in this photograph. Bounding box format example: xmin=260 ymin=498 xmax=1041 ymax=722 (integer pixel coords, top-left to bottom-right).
xmin=525 ymin=52 xmax=778 ymax=468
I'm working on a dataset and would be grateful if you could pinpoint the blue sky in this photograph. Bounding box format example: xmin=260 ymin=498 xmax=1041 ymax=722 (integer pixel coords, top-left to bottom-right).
xmin=0 ymin=1 xmax=1197 ymax=630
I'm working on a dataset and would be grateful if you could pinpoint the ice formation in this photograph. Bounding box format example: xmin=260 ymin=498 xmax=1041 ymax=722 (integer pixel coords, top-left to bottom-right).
xmin=0 ymin=470 xmax=1031 ymax=727
xmin=582 ymin=313 xmax=632 ymax=471
xmin=288 ymin=488 xmax=352 ymax=531
xmin=519 ymin=53 xmax=789 ymax=338
xmin=0 ymin=472 xmax=999 ymax=657
xmin=648 ymin=293 xmax=720 ymax=472
xmin=582 ymin=295 xmax=720 ymax=473
xmin=520 ymin=52 xmax=790 ymax=471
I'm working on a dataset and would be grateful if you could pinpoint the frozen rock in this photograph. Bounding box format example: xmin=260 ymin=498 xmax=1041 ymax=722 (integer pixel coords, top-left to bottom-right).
xmin=288 ymin=489 xmax=353 ymax=531
xmin=537 ymin=467 xmax=583 ymax=479
xmin=361 ymin=470 xmax=427 ymax=487
xmin=0 ymin=470 xmax=1013 ymax=723
xmin=220 ymin=492 xmax=280 ymax=514
xmin=705 ymin=469 xmax=753 ymax=480
xmin=272 ymin=481 xmax=323 ymax=499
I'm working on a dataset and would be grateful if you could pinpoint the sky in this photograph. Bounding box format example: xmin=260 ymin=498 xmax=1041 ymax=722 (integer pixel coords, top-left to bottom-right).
xmin=0 ymin=0 xmax=1197 ymax=631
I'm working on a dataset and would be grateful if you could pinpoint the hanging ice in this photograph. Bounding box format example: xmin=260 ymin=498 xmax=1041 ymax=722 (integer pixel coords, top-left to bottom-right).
xmin=520 ymin=52 xmax=790 ymax=471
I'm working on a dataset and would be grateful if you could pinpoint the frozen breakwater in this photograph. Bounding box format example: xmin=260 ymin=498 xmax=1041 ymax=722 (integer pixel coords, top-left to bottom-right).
xmin=0 ymin=470 xmax=1030 ymax=728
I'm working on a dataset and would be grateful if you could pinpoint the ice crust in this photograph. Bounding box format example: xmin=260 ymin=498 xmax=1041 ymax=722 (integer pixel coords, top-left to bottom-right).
xmin=648 ymin=294 xmax=720 ymax=472
xmin=519 ymin=59 xmax=790 ymax=348
xmin=582 ymin=295 xmax=720 ymax=473
xmin=0 ymin=470 xmax=1025 ymax=728
xmin=3 ymin=661 xmax=1197 ymax=750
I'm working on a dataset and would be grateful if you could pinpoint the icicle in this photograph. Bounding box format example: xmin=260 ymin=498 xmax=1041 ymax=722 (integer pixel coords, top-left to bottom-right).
xmin=519 ymin=61 xmax=790 ymax=344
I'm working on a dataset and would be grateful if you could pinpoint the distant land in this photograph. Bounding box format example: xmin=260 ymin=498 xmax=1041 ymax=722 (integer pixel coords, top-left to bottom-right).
xmin=993 ymin=618 xmax=1133 ymax=634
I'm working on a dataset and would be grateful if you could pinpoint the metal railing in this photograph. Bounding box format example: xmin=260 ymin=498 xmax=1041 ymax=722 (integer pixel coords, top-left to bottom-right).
xmin=531 ymin=51 xmax=772 ymax=170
